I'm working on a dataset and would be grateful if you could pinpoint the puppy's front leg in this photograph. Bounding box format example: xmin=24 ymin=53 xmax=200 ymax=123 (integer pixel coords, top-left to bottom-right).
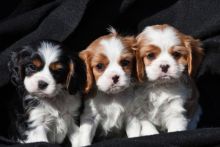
xmin=79 ymin=115 xmax=99 ymax=146
xmin=68 ymin=123 xmax=80 ymax=147
xmin=164 ymin=100 xmax=188 ymax=132
xmin=140 ymin=120 xmax=159 ymax=136
xmin=126 ymin=116 xmax=141 ymax=138
xmin=25 ymin=125 xmax=48 ymax=143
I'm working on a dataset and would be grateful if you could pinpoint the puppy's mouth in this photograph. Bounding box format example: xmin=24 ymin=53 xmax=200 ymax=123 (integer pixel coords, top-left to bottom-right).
xmin=159 ymin=75 xmax=172 ymax=80
xmin=105 ymin=84 xmax=128 ymax=94
xmin=152 ymin=74 xmax=178 ymax=85
xmin=31 ymin=92 xmax=56 ymax=99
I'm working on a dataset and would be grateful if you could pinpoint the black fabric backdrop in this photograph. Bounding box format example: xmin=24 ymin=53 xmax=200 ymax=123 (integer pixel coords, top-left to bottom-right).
xmin=0 ymin=0 xmax=220 ymax=146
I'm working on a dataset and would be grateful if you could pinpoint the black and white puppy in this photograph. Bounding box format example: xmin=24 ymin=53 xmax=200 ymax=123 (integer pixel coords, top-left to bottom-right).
xmin=8 ymin=40 xmax=85 ymax=147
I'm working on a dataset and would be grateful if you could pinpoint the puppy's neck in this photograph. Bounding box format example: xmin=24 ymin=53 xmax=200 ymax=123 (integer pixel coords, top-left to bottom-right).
xmin=28 ymin=88 xmax=79 ymax=109
xmin=144 ymin=74 xmax=190 ymax=89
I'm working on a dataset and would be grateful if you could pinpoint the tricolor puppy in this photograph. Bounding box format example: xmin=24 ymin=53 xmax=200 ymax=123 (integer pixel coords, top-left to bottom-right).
xmin=8 ymin=40 xmax=86 ymax=147
xmin=133 ymin=24 xmax=203 ymax=135
xmin=79 ymin=29 xmax=140 ymax=146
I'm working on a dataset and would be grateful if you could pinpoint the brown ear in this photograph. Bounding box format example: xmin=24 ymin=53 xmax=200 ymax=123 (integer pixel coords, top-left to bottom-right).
xmin=79 ymin=50 xmax=94 ymax=93
xmin=134 ymin=33 xmax=146 ymax=82
xmin=184 ymin=35 xmax=204 ymax=77
xmin=66 ymin=59 xmax=74 ymax=89
xmin=121 ymin=36 xmax=136 ymax=49
xmin=135 ymin=49 xmax=145 ymax=82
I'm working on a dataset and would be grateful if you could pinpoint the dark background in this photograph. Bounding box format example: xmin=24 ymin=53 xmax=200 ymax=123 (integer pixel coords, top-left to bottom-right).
xmin=0 ymin=0 xmax=220 ymax=146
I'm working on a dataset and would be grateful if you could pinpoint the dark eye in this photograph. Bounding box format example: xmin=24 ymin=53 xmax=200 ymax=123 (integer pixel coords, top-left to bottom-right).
xmin=96 ymin=63 xmax=105 ymax=71
xmin=146 ymin=53 xmax=155 ymax=60
xmin=120 ymin=59 xmax=130 ymax=67
xmin=27 ymin=64 xmax=37 ymax=71
xmin=55 ymin=67 xmax=64 ymax=72
xmin=172 ymin=51 xmax=182 ymax=59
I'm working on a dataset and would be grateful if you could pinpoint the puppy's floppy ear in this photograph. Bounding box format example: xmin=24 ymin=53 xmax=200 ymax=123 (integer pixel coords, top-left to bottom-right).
xmin=121 ymin=36 xmax=140 ymax=80
xmin=66 ymin=59 xmax=74 ymax=90
xmin=183 ymin=35 xmax=204 ymax=77
xmin=135 ymin=50 xmax=145 ymax=82
xmin=121 ymin=36 xmax=136 ymax=49
xmin=8 ymin=49 xmax=29 ymax=86
xmin=133 ymin=34 xmax=145 ymax=82
xmin=67 ymin=54 xmax=87 ymax=95
xmin=79 ymin=49 xmax=93 ymax=94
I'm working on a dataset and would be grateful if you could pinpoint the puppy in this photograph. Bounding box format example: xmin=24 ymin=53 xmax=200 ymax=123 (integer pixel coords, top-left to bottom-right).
xmin=133 ymin=24 xmax=203 ymax=135
xmin=8 ymin=40 xmax=86 ymax=147
xmin=79 ymin=29 xmax=140 ymax=146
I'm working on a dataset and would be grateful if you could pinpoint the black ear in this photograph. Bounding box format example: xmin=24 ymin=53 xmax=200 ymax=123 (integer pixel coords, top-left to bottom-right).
xmin=8 ymin=51 xmax=23 ymax=86
xmin=8 ymin=48 xmax=31 ymax=94
xmin=67 ymin=53 xmax=87 ymax=95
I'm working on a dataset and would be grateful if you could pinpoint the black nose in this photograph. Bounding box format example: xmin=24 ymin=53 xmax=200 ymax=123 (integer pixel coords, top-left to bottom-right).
xmin=160 ymin=64 xmax=170 ymax=73
xmin=112 ymin=75 xmax=120 ymax=84
xmin=38 ymin=80 xmax=48 ymax=90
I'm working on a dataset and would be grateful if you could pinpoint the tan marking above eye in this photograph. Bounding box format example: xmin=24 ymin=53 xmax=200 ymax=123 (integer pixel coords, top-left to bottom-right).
xmin=169 ymin=46 xmax=189 ymax=59
xmin=140 ymin=45 xmax=161 ymax=60
xmin=120 ymin=55 xmax=133 ymax=67
xmin=50 ymin=62 xmax=63 ymax=71
xmin=32 ymin=58 xmax=42 ymax=68
xmin=91 ymin=54 xmax=109 ymax=70
xmin=121 ymin=52 xmax=134 ymax=59
xmin=168 ymin=46 xmax=189 ymax=66
xmin=171 ymin=46 xmax=189 ymax=55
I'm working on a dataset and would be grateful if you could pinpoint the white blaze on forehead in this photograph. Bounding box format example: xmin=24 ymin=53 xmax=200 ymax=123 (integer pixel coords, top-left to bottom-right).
xmin=143 ymin=26 xmax=181 ymax=51
xmin=38 ymin=42 xmax=61 ymax=65
xmin=100 ymin=36 xmax=124 ymax=63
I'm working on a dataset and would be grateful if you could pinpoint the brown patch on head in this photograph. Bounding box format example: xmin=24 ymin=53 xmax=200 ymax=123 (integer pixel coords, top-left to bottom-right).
xmin=169 ymin=46 xmax=189 ymax=67
xmin=91 ymin=53 xmax=109 ymax=81
xmin=32 ymin=58 xmax=43 ymax=68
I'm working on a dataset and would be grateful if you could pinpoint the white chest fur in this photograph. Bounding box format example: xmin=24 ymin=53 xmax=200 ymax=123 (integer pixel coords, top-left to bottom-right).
xmin=147 ymin=83 xmax=189 ymax=126
xmin=25 ymin=91 xmax=81 ymax=143
xmin=86 ymin=88 xmax=134 ymax=134
xmin=133 ymin=79 xmax=192 ymax=133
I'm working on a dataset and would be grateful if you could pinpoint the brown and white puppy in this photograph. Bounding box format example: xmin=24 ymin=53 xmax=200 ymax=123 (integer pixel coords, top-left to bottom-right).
xmin=133 ymin=24 xmax=203 ymax=135
xmin=79 ymin=29 xmax=140 ymax=146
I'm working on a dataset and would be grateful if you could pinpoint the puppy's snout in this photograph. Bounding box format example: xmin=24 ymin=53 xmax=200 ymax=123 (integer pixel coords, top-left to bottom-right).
xmin=112 ymin=75 xmax=120 ymax=84
xmin=160 ymin=64 xmax=170 ymax=73
xmin=38 ymin=80 xmax=48 ymax=90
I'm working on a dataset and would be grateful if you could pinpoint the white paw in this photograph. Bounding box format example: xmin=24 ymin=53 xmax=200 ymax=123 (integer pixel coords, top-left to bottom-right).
xmin=141 ymin=129 xmax=159 ymax=136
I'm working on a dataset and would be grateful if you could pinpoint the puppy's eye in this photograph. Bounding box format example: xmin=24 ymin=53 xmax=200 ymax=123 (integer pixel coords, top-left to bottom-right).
xmin=172 ymin=52 xmax=182 ymax=59
xmin=146 ymin=53 xmax=155 ymax=60
xmin=27 ymin=64 xmax=37 ymax=71
xmin=120 ymin=59 xmax=130 ymax=67
xmin=53 ymin=68 xmax=64 ymax=73
xmin=96 ymin=63 xmax=105 ymax=71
